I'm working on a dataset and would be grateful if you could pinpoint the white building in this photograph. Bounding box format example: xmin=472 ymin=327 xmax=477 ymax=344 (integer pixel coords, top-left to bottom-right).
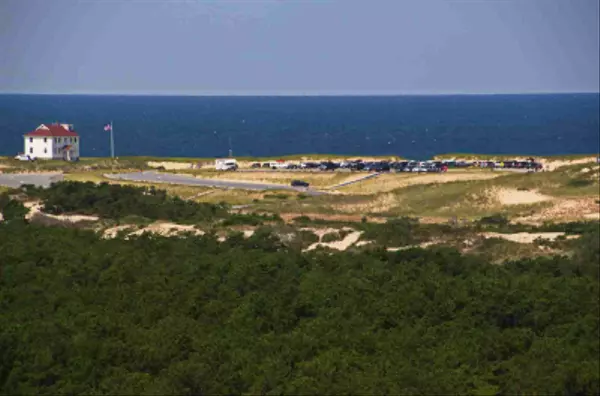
xmin=23 ymin=123 xmax=80 ymax=161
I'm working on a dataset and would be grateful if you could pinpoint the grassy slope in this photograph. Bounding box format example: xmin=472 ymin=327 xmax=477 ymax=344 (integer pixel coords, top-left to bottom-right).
xmin=271 ymin=163 xmax=599 ymax=219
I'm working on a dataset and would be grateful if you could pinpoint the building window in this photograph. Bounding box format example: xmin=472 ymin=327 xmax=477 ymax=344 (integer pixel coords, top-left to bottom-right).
xmin=44 ymin=148 xmax=47 ymax=154
xmin=29 ymin=148 xmax=33 ymax=154
xmin=44 ymin=137 xmax=47 ymax=143
xmin=74 ymin=137 xmax=77 ymax=143
xmin=29 ymin=137 xmax=33 ymax=143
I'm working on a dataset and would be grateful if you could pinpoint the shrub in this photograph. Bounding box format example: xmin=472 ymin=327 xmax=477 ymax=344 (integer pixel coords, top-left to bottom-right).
xmin=20 ymin=181 xmax=229 ymax=224
xmin=567 ymin=178 xmax=593 ymax=187
xmin=298 ymin=230 xmax=319 ymax=246
xmin=264 ymin=193 xmax=289 ymax=200
xmin=479 ymin=213 xmax=509 ymax=226
xmin=0 ymin=194 xmax=28 ymax=222
xmin=321 ymin=232 xmax=342 ymax=243
xmin=293 ymin=215 xmax=312 ymax=224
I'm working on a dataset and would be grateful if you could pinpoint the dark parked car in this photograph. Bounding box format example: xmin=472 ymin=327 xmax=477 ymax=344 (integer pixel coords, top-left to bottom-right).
xmin=291 ymin=180 xmax=309 ymax=187
xmin=261 ymin=163 xmax=271 ymax=168
xmin=319 ymin=161 xmax=338 ymax=171
xmin=425 ymin=164 xmax=442 ymax=173
xmin=251 ymin=163 xmax=261 ymax=168
xmin=373 ymin=162 xmax=391 ymax=172
xmin=349 ymin=161 xmax=365 ymax=171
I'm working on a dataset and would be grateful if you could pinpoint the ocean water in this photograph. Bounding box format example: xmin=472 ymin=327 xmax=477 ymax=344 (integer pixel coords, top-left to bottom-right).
xmin=0 ymin=94 xmax=598 ymax=159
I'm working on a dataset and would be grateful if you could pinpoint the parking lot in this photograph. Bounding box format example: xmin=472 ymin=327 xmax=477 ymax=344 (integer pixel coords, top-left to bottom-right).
xmin=244 ymin=159 xmax=544 ymax=173
xmin=0 ymin=173 xmax=64 ymax=188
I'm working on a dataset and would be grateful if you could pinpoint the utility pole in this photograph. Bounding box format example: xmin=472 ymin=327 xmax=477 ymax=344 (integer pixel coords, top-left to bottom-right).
xmin=228 ymin=136 xmax=233 ymax=158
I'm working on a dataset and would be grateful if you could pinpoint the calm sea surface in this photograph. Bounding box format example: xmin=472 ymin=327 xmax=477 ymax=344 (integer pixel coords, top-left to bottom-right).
xmin=0 ymin=94 xmax=598 ymax=158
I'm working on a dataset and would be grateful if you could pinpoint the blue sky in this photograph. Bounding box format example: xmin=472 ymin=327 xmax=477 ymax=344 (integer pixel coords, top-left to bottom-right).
xmin=1 ymin=0 xmax=598 ymax=95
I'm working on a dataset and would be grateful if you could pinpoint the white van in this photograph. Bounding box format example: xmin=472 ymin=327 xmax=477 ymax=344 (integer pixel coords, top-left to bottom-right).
xmin=215 ymin=158 xmax=238 ymax=171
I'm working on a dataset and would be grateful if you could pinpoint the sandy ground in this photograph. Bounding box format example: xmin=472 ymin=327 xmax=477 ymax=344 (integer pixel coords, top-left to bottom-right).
xmin=541 ymin=157 xmax=598 ymax=171
xmin=514 ymin=197 xmax=600 ymax=223
xmin=24 ymin=201 xmax=99 ymax=223
xmin=387 ymin=241 xmax=438 ymax=251
xmin=303 ymin=229 xmax=363 ymax=252
xmin=190 ymin=170 xmax=350 ymax=189
xmin=493 ymin=188 xmax=553 ymax=205
xmin=190 ymin=174 xmax=292 ymax=187
xmin=482 ymin=232 xmax=578 ymax=244
xmin=338 ymin=172 xmax=501 ymax=195
xmin=103 ymin=222 xmax=204 ymax=239
xmin=334 ymin=192 xmax=399 ymax=214
xmin=148 ymin=161 xmax=195 ymax=170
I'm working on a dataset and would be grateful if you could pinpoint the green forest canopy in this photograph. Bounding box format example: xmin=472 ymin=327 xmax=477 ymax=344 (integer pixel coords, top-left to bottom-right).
xmin=0 ymin=218 xmax=598 ymax=395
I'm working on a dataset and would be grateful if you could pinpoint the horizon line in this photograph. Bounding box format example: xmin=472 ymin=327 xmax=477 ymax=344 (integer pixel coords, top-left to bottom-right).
xmin=1 ymin=90 xmax=599 ymax=97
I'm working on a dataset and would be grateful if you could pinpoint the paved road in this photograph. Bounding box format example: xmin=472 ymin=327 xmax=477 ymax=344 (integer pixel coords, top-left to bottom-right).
xmin=106 ymin=171 xmax=326 ymax=195
xmin=328 ymin=172 xmax=381 ymax=189
xmin=0 ymin=173 xmax=64 ymax=188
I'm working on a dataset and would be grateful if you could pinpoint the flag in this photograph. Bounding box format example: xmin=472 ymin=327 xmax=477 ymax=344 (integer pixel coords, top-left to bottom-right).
xmin=104 ymin=123 xmax=112 ymax=132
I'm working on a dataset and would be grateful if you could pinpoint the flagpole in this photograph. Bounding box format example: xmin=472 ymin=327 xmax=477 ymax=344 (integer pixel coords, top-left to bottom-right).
xmin=110 ymin=121 xmax=115 ymax=159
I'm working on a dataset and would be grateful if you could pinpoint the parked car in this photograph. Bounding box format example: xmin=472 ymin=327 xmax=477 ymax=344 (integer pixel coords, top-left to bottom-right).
xmin=15 ymin=154 xmax=35 ymax=161
xmin=286 ymin=164 xmax=299 ymax=170
xmin=349 ymin=161 xmax=365 ymax=171
xmin=300 ymin=162 xmax=319 ymax=169
xmin=215 ymin=159 xmax=238 ymax=171
xmin=411 ymin=165 xmax=428 ymax=173
xmin=319 ymin=162 xmax=337 ymax=171
xmin=261 ymin=162 xmax=271 ymax=168
xmin=424 ymin=164 xmax=441 ymax=173
xmin=291 ymin=180 xmax=309 ymax=187
xmin=373 ymin=162 xmax=391 ymax=172
xmin=251 ymin=162 xmax=261 ymax=168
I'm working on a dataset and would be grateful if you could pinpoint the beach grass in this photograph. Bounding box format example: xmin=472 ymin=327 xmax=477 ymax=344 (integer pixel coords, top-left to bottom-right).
xmin=434 ymin=153 xmax=599 ymax=161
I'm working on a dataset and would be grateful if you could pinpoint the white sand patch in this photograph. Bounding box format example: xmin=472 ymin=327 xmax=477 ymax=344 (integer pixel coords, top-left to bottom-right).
xmin=148 ymin=161 xmax=193 ymax=170
xmin=103 ymin=222 xmax=204 ymax=239
xmin=355 ymin=240 xmax=373 ymax=247
xmin=304 ymin=231 xmax=363 ymax=252
xmin=103 ymin=225 xmax=136 ymax=239
xmin=494 ymin=188 xmax=552 ymax=206
xmin=387 ymin=241 xmax=438 ymax=252
xmin=243 ymin=230 xmax=255 ymax=238
xmin=543 ymin=157 xmax=598 ymax=171
xmin=482 ymin=232 xmax=578 ymax=244
xmin=23 ymin=201 xmax=99 ymax=223
xmin=0 ymin=212 xmax=3 ymax=222
xmin=128 ymin=222 xmax=204 ymax=237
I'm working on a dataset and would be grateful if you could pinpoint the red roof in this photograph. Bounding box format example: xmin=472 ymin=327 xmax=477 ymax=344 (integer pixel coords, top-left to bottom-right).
xmin=24 ymin=123 xmax=79 ymax=137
